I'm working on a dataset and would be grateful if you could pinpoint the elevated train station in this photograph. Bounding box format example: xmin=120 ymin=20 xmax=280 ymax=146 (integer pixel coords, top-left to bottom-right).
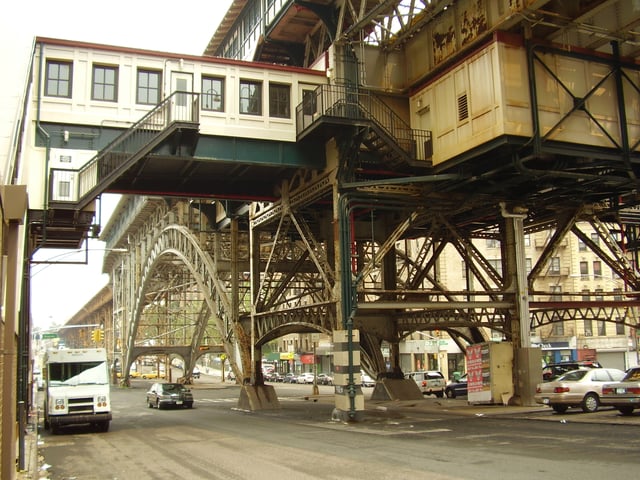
xmin=7 ymin=0 xmax=640 ymax=442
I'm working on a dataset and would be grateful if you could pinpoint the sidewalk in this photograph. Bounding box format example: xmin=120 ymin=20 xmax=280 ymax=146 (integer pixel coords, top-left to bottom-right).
xmin=17 ymin=408 xmax=40 ymax=480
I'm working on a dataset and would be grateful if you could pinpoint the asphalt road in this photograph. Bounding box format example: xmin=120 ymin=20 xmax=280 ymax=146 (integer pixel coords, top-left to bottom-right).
xmin=36 ymin=379 xmax=640 ymax=480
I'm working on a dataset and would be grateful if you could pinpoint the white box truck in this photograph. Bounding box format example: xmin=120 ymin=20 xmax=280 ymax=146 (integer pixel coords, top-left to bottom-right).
xmin=43 ymin=348 xmax=112 ymax=433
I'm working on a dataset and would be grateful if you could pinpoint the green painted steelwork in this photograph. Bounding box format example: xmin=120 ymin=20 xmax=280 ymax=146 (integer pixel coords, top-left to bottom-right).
xmin=36 ymin=122 xmax=324 ymax=169
xmin=195 ymin=135 xmax=323 ymax=168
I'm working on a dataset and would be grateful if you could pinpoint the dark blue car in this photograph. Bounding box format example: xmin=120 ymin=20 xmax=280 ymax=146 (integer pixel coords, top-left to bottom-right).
xmin=445 ymin=374 xmax=468 ymax=398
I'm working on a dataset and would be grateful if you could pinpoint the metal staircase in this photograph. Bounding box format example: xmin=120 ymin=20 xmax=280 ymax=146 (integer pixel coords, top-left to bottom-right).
xmin=48 ymin=91 xmax=200 ymax=211
xmin=296 ymin=84 xmax=432 ymax=168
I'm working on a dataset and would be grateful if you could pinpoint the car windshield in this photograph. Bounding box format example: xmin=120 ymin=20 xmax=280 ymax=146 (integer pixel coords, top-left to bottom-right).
xmin=557 ymin=370 xmax=589 ymax=382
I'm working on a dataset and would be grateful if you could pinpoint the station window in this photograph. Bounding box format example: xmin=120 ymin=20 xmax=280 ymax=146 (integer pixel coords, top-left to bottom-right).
xmin=269 ymin=83 xmax=290 ymax=118
xmin=92 ymin=64 xmax=118 ymax=102
xmin=239 ymin=79 xmax=262 ymax=115
xmin=136 ymin=69 xmax=162 ymax=105
xmin=57 ymin=180 xmax=71 ymax=199
xmin=202 ymin=76 xmax=224 ymax=112
xmin=45 ymin=59 xmax=73 ymax=98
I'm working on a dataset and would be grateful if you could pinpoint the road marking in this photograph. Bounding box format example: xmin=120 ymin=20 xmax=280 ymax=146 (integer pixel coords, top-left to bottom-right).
xmin=310 ymin=423 xmax=453 ymax=436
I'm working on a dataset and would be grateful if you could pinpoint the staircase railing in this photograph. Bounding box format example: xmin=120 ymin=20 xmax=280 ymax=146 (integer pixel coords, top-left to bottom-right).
xmin=296 ymin=84 xmax=432 ymax=162
xmin=49 ymin=91 xmax=199 ymax=205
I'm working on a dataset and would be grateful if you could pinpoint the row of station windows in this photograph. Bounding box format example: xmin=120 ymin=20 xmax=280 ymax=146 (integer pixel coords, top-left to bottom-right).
xmin=45 ymin=59 xmax=298 ymax=119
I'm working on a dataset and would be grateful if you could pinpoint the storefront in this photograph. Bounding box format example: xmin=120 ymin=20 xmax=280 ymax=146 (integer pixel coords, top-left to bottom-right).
xmin=532 ymin=341 xmax=574 ymax=365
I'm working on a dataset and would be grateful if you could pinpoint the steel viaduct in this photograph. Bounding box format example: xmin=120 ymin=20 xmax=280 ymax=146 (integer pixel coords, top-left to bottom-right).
xmin=28 ymin=1 xmax=640 ymax=419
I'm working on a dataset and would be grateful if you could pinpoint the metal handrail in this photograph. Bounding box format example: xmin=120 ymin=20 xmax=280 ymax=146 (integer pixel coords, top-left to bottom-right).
xmin=296 ymin=84 xmax=432 ymax=162
xmin=50 ymin=91 xmax=199 ymax=204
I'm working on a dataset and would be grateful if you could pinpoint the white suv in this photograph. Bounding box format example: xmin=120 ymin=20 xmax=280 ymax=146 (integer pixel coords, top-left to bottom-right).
xmin=405 ymin=371 xmax=446 ymax=397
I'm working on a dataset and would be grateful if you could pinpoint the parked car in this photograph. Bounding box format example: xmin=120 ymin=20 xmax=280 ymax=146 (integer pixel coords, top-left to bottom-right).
xmin=297 ymin=372 xmax=315 ymax=384
xmin=192 ymin=367 xmax=200 ymax=379
xmin=264 ymin=371 xmax=282 ymax=382
xmin=405 ymin=371 xmax=445 ymax=397
xmin=146 ymin=382 xmax=194 ymax=409
xmin=33 ymin=368 xmax=44 ymax=391
xmin=141 ymin=371 xmax=165 ymax=380
xmin=317 ymin=373 xmax=333 ymax=385
xmin=361 ymin=372 xmax=375 ymax=387
xmin=534 ymin=367 xmax=625 ymax=413
xmin=542 ymin=361 xmax=602 ymax=381
xmin=282 ymin=373 xmax=298 ymax=383
xmin=445 ymin=374 xmax=468 ymax=398
xmin=600 ymin=366 xmax=640 ymax=415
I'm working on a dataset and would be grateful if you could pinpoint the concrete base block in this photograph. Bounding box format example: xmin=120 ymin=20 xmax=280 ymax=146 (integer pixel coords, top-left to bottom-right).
xmin=331 ymin=385 xmax=365 ymax=422
xmin=237 ymin=384 xmax=281 ymax=411
xmin=331 ymin=407 xmax=364 ymax=422
xmin=370 ymin=378 xmax=423 ymax=401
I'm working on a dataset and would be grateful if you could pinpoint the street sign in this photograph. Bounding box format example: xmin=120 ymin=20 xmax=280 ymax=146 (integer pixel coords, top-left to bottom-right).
xmin=41 ymin=333 xmax=58 ymax=339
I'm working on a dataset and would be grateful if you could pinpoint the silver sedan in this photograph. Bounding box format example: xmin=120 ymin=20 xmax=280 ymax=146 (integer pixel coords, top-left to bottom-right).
xmin=534 ymin=367 xmax=625 ymax=413
xmin=600 ymin=366 xmax=640 ymax=415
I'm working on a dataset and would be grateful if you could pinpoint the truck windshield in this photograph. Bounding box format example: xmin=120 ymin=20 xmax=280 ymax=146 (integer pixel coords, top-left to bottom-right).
xmin=48 ymin=361 xmax=109 ymax=386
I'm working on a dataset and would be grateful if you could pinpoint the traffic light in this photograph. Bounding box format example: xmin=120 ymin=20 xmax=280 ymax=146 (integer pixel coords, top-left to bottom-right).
xmin=91 ymin=329 xmax=104 ymax=344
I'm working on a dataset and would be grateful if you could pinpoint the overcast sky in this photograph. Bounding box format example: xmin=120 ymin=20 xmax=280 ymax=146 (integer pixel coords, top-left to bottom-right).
xmin=1 ymin=0 xmax=233 ymax=330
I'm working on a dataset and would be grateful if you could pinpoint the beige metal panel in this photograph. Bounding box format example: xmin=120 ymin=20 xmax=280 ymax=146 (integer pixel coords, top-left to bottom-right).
xmin=624 ymin=67 xmax=640 ymax=151
xmin=418 ymin=42 xmax=509 ymax=166
xmin=412 ymin=36 xmax=633 ymax=166
xmin=501 ymin=43 xmax=532 ymax=136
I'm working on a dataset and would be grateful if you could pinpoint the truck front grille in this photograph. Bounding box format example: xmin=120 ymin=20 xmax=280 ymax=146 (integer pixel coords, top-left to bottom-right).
xmin=68 ymin=396 xmax=95 ymax=414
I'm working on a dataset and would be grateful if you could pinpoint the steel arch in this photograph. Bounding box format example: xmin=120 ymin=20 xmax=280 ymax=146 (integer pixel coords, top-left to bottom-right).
xmin=121 ymin=225 xmax=241 ymax=382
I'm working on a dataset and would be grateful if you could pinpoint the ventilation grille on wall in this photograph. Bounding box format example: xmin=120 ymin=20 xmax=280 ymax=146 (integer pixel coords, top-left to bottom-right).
xmin=457 ymin=93 xmax=468 ymax=121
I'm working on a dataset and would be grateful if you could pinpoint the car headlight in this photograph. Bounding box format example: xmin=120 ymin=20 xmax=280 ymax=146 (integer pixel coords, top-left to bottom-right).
xmin=54 ymin=398 xmax=66 ymax=410
xmin=97 ymin=395 xmax=108 ymax=407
